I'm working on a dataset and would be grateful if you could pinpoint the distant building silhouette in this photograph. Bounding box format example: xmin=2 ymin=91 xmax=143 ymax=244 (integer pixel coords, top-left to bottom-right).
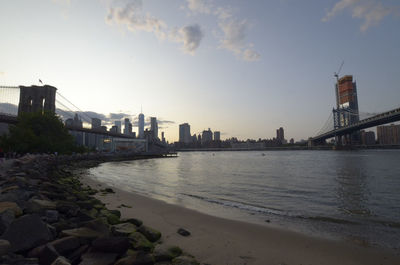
xmin=377 ymin=125 xmax=400 ymax=145
xmin=115 ymin=120 xmax=122 ymax=134
xmin=110 ymin=125 xmax=118 ymax=133
xmin=214 ymin=131 xmax=221 ymax=141
xmin=161 ymin=131 xmax=166 ymax=143
xmin=18 ymin=85 xmax=57 ymax=115
xmin=138 ymin=113 xmax=144 ymax=138
xmin=150 ymin=117 xmax=158 ymax=139
xmin=202 ymin=128 xmax=213 ymax=145
xmin=91 ymin=118 xmax=101 ymax=129
xmin=65 ymin=113 xmax=83 ymax=128
xmin=276 ymin=127 xmax=284 ymax=144
xmin=124 ymin=118 xmax=132 ymax=136
xmin=179 ymin=123 xmax=191 ymax=144
xmin=360 ymin=130 xmax=375 ymax=145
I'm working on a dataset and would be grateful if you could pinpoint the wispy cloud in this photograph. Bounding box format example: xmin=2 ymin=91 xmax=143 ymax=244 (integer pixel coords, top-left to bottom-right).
xmin=106 ymin=0 xmax=204 ymax=54
xmin=170 ymin=24 xmax=204 ymax=55
xmin=184 ymin=0 xmax=260 ymax=61
xmin=106 ymin=0 xmax=167 ymax=40
xmin=322 ymin=0 xmax=399 ymax=32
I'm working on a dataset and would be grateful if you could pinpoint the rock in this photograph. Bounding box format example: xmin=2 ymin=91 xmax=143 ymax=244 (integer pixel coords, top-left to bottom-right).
xmin=0 ymin=201 xmax=22 ymax=217
xmin=38 ymin=244 xmax=60 ymax=265
xmin=177 ymin=228 xmax=190 ymax=237
xmin=76 ymin=209 xmax=98 ymax=222
xmin=99 ymin=209 xmax=120 ymax=225
xmin=172 ymin=256 xmax=199 ymax=265
xmin=1 ymin=185 xmax=19 ymax=193
xmin=50 ymin=236 xmax=80 ymax=255
xmin=121 ymin=218 xmax=143 ymax=227
xmin=46 ymin=210 xmax=59 ymax=223
xmin=61 ymin=227 xmax=105 ymax=241
xmin=1 ymin=214 xmax=52 ymax=252
xmin=26 ymin=199 xmax=57 ymax=214
xmin=56 ymin=201 xmax=79 ymax=217
xmin=51 ymin=256 xmax=71 ymax=265
xmin=66 ymin=244 xmax=89 ymax=265
xmin=75 ymin=200 xmax=94 ymax=210
xmin=129 ymin=232 xmax=154 ymax=251
xmin=92 ymin=237 xmax=130 ymax=254
xmin=109 ymin=209 xmax=121 ymax=218
xmin=81 ymin=218 xmax=110 ymax=236
xmin=138 ymin=226 xmax=161 ymax=242
xmin=112 ymin=222 xmax=137 ymax=237
xmin=153 ymin=245 xmax=182 ymax=262
xmin=114 ymin=251 xmax=154 ymax=265
xmin=0 ymin=209 xmax=15 ymax=234
xmin=0 ymin=239 xmax=11 ymax=256
xmin=79 ymin=252 xmax=118 ymax=265
xmin=101 ymin=188 xmax=115 ymax=193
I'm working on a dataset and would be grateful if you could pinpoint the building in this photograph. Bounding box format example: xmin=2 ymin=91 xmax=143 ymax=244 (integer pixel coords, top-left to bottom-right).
xmin=201 ymin=128 xmax=213 ymax=144
xmin=18 ymin=85 xmax=57 ymax=116
xmin=179 ymin=123 xmax=191 ymax=144
xmin=124 ymin=118 xmax=132 ymax=135
xmin=91 ymin=118 xmax=101 ymax=129
xmin=65 ymin=113 xmax=83 ymax=128
xmin=110 ymin=125 xmax=118 ymax=133
xmin=360 ymin=130 xmax=375 ymax=145
xmin=150 ymin=117 xmax=158 ymax=139
xmin=333 ymin=75 xmax=360 ymax=144
xmin=214 ymin=131 xmax=221 ymax=141
xmin=289 ymin=138 xmax=294 ymax=144
xmin=138 ymin=113 xmax=144 ymax=139
xmin=161 ymin=132 xmax=166 ymax=143
xmin=377 ymin=125 xmax=400 ymax=145
xmin=115 ymin=120 xmax=122 ymax=134
xmin=276 ymin=127 xmax=284 ymax=143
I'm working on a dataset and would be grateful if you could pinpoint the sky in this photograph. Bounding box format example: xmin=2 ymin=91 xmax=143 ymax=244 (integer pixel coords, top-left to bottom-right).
xmin=0 ymin=0 xmax=399 ymax=142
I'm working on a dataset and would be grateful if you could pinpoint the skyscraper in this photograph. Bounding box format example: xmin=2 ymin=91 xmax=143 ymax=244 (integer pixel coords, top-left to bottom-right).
xmin=115 ymin=120 xmax=121 ymax=134
xmin=179 ymin=123 xmax=191 ymax=144
xmin=202 ymin=128 xmax=213 ymax=144
xmin=91 ymin=118 xmax=101 ymax=129
xmin=214 ymin=131 xmax=221 ymax=141
xmin=150 ymin=117 xmax=158 ymax=139
xmin=124 ymin=118 xmax=132 ymax=135
xmin=138 ymin=113 xmax=144 ymax=139
xmin=276 ymin=127 xmax=284 ymax=143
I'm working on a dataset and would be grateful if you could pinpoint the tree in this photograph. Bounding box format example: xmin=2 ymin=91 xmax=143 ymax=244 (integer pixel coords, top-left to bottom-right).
xmin=0 ymin=111 xmax=81 ymax=154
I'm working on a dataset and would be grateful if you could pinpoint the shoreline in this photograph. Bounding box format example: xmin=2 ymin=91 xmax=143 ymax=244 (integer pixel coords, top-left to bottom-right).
xmin=82 ymin=171 xmax=400 ymax=265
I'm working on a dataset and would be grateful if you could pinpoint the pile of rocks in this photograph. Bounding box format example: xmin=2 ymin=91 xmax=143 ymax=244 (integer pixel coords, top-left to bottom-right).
xmin=0 ymin=154 xmax=199 ymax=265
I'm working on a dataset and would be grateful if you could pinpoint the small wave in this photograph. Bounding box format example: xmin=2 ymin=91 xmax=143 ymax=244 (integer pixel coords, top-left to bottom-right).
xmin=181 ymin=193 xmax=285 ymax=216
xmin=299 ymin=216 xmax=359 ymax=225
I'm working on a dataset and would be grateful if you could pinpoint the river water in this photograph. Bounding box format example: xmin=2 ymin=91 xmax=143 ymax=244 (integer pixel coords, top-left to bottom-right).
xmin=88 ymin=150 xmax=400 ymax=250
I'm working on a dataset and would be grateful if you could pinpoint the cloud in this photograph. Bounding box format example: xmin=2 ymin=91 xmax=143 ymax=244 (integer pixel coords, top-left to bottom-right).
xmin=322 ymin=0 xmax=399 ymax=32
xmin=186 ymin=0 xmax=212 ymax=14
xmin=0 ymin=71 xmax=5 ymax=76
xmin=170 ymin=24 xmax=204 ymax=54
xmin=184 ymin=0 xmax=260 ymax=61
xmin=106 ymin=0 xmax=167 ymax=40
xmin=0 ymin=103 xmax=18 ymax=115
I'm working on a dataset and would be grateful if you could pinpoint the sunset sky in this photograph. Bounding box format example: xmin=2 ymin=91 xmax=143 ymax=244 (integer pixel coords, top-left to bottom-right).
xmin=1 ymin=0 xmax=399 ymax=142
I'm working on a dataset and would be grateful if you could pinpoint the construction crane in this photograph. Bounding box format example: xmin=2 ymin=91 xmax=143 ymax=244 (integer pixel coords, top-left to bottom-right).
xmin=334 ymin=60 xmax=344 ymax=79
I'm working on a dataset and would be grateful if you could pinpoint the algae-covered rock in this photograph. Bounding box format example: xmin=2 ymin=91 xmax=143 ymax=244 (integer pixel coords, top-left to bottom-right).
xmin=112 ymin=223 xmax=137 ymax=237
xmin=154 ymin=245 xmax=182 ymax=262
xmin=114 ymin=251 xmax=154 ymax=265
xmin=138 ymin=225 xmax=161 ymax=242
xmin=172 ymin=256 xmax=200 ymax=265
xmin=61 ymin=227 xmax=105 ymax=241
xmin=99 ymin=209 xmax=120 ymax=225
xmin=121 ymin=218 xmax=143 ymax=227
xmin=129 ymin=232 xmax=154 ymax=251
xmin=92 ymin=237 xmax=130 ymax=254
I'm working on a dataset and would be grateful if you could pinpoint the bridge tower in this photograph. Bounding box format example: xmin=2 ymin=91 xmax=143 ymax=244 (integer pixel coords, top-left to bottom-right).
xmin=18 ymin=85 xmax=57 ymax=116
xmin=332 ymin=75 xmax=360 ymax=145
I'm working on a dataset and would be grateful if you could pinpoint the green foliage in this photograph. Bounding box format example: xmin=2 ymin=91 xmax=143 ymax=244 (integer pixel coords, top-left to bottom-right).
xmin=0 ymin=111 xmax=80 ymax=154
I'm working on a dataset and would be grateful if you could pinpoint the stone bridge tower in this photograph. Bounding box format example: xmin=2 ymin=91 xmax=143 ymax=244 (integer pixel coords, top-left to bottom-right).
xmin=18 ymin=85 xmax=57 ymax=116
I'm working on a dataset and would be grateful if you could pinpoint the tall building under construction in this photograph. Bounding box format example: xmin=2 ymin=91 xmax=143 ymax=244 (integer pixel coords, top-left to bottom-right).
xmin=333 ymin=75 xmax=360 ymax=144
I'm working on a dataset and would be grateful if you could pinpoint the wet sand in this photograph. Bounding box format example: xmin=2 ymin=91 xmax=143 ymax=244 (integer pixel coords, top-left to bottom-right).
xmin=82 ymin=176 xmax=400 ymax=265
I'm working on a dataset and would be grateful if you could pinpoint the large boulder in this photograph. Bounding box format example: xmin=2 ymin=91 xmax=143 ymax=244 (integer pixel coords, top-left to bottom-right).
xmin=129 ymin=232 xmax=154 ymax=252
xmin=153 ymin=245 xmax=182 ymax=262
xmin=61 ymin=227 xmax=105 ymax=241
xmin=50 ymin=236 xmax=80 ymax=255
xmin=51 ymin=256 xmax=71 ymax=265
xmin=172 ymin=256 xmax=199 ymax=265
xmin=138 ymin=226 xmax=161 ymax=242
xmin=0 ymin=209 xmax=15 ymax=235
xmin=92 ymin=237 xmax=130 ymax=254
xmin=26 ymin=199 xmax=57 ymax=214
xmin=79 ymin=252 xmax=118 ymax=265
xmin=114 ymin=251 xmax=155 ymax=265
xmin=0 ymin=239 xmax=11 ymax=256
xmin=0 ymin=201 xmax=22 ymax=217
xmin=1 ymin=214 xmax=53 ymax=252
xmin=112 ymin=223 xmax=137 ymax=237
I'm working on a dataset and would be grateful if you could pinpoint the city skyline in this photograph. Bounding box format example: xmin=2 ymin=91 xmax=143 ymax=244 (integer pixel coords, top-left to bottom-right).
xmin=1 ymin=0 xmax=400 ymax=142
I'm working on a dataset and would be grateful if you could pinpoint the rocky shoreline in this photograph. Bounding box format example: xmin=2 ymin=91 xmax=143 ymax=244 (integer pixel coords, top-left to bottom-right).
xmin=0 ymin=154 xmax=199 ymax=265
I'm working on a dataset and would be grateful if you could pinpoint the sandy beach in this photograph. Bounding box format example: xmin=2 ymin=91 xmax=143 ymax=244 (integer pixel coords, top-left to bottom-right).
xmin=82 ymin=176 xmax=400 ymax=265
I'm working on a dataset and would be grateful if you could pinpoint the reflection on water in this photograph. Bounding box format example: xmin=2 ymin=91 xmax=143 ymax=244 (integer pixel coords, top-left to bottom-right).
xmin=88 ymin=150 xmax=400 ymax=250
